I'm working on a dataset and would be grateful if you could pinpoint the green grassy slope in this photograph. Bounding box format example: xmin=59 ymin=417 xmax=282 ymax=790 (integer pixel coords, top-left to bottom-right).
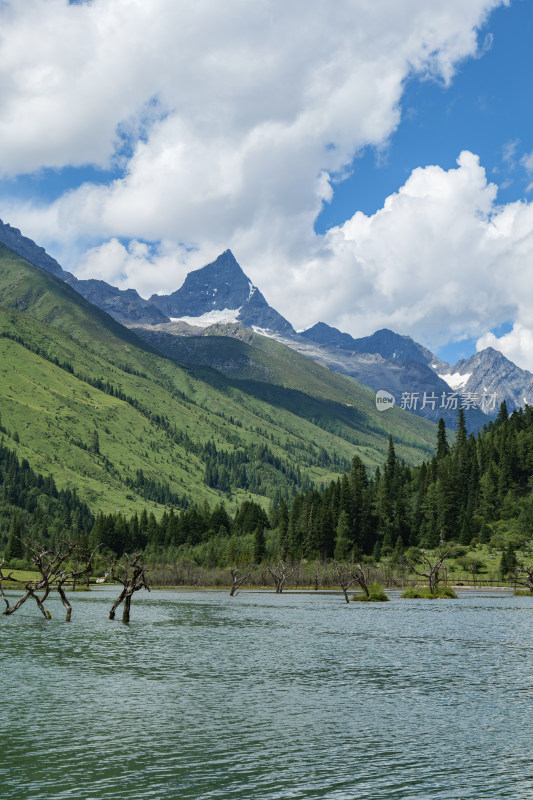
xmin=134 ymin=322 xmax=438 ymax=462
xmin=0 ymin=245 xmax=437 ymax=515
xmin=0 ymin=243 xmax=145 ymax=352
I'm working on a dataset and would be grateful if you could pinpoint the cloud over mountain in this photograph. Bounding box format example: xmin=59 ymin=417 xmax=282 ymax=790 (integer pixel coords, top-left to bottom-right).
xmin=5 ymin=0 xmax=531 ymax=363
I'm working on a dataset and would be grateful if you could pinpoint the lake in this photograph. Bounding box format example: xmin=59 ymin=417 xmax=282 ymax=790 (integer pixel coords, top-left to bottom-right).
xmin=1 ymin=588 xmax=532 ymax=799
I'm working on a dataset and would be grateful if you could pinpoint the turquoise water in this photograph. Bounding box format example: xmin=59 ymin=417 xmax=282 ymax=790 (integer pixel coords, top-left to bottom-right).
xmin=1 ymin=589 xmax=532 ymax=799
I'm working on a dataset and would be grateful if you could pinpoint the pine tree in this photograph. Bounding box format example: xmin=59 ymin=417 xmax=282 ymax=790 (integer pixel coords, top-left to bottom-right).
xmin=391 ymin=535 xmax=404 ymax=564
xmin=287 ymin=495 xmax=304 ymax=559
xmin=456 ymin=408 xmax=467 ymax=448
xmin=277 ymin=499 xmax=289 ymax=558
xmin=419 ymin=483 xmax=440 ymax=548
xmin=436 ymin=418 xmax=450 ymax=459
xmin=253 ymin=522 xmax=266 ymax=563
xmin=478 ymin=464 xmax=498 ymax=521
xmin=384 ymin=435 xmax=398 ymax=489
xmin=500 ymin=543 xmax=517 ymax=578
xmin=334 ymin=510 xmax=352 ymax=561
xmin=210 ymin=502 xmax=231 ymax=536
xmin=226 ymin=535 xmax=239 ymax=565
xmin=459 ymin=505 xmax=473 ymax=546
xmin=5 ymin=514 xmax=24 ymax=562
xmin=497 ymin=400 xmax=509 ymax=426
xmin=317 ymin=502 xmax=335 ymax=560
xmin=91 ymin=429 xmax=100 ymax=455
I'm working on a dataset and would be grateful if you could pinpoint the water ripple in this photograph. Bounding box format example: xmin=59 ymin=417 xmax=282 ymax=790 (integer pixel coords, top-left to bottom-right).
xmin=0 ymin=589 xmax=532 ymax=799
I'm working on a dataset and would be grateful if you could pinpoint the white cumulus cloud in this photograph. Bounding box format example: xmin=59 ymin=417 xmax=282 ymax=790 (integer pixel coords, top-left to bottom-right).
xmin=3 ymin=0 xmax=528 ymax=365
xmin=1 ymin=0 xmax=503 ymax=241
xmin=304 ymin=151 xmax=533 ymax=369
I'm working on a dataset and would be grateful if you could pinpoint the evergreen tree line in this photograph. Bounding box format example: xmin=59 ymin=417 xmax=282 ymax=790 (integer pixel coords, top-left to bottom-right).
xmin=280 ymin=403 xmax=533 ymax=563
xmin=86 ymin=499 xmax=269 ymax=559
xmin=0 ymin=437 xmax=94 ymax=561
xmin=0 ymin=434 xmax=272 ymax=564
xmin=203 ymin=439 xmax=310 ymax=496
xmin=3 ymin=401 xmax=532 ymax=572
xmin=56 ymin=402 xmax=533 ymax=568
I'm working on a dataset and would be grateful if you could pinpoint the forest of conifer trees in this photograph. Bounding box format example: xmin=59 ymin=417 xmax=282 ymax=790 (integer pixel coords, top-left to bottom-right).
xmin=1 ymin=402 xmax=532 ymax=582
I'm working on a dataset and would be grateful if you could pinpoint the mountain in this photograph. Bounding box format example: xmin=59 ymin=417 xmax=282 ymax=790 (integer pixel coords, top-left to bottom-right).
xmin=2 ymin=216 xmax=525 ymax=432
xmin=0 ymin=219 xmax=67 ymax=279
xmin=275 ymin=323 xmax=491 ymax=429
xmin=301 ymin=323 xmax=450 ymax=370
xmin=0 ymin=218 xmax=169 ymax=326
xmin=0 ymin=242 xmax=438 ymax=517
xmin=250 ymin=329 xmax=486 ymax=430
xmin=437 ymin=347 xmax=533 ymax=413
xmin=293 ymin=324 xmax=533 ymax=428
xmin=149 ymin=250 xmax=295 ymax=335
xmin=299 ymin=324 xmax=533 ymax=419
xmin=300 ymin=322 xmax=360 ymax=350
xmin=350 ymin=328 xmax=449 ymax=372
xmin=64 ymin=276 xmax=169 ymax=325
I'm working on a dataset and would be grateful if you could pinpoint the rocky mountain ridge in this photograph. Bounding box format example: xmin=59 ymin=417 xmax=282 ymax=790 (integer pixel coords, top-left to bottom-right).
xmin=301 ymin=322 xmax=449 ymax=372
xmin=0 ymin=218 xmax=169 ymax=325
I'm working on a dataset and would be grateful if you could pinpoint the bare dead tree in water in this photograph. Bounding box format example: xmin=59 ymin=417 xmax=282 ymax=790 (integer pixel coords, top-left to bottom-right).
xmin=109 ymin=553 xmax=150 ymax=622
xmin=55 ymin=546 xmax=97 ymax=621
xmin=409 ymin=545 xmax=450 ymax=594
xmin=267 ymin=559 xmax=295 ymax=593
xmin=0 ymin=541 xmax=96 ymax=621
xmin=354 ymin=562 xmax=371 ymax=598
xmin=513 ymin=562 xmax=533 ymax=593
xmin=333 ymin=561 xmax=374 ymax=602
xmin=333 ymin=562 xmax=357 ymax=603
xmin=229 ymin=568 xmax=248 ymax=596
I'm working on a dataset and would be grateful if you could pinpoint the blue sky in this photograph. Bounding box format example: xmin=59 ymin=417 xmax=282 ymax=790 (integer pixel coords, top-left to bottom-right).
xmin=1 ymin=0 xmax=533 ymax=369
xmin=317 ymin=0 xmax=532 ymax=226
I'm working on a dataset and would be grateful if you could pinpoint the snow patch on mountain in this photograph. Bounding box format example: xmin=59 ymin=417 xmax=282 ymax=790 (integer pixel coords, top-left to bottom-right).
xmin=439 ymin=371 xmax=472 ymax=391
xmin=170 ymin=308 xmax=241 ymax=327
xmin=251 ymin=325 xmax=278 ymax=339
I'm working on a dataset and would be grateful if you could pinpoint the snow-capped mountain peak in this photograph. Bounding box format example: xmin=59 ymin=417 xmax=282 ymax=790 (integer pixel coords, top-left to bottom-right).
xmin=149 ymin=250 xmax=294 ymax=335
